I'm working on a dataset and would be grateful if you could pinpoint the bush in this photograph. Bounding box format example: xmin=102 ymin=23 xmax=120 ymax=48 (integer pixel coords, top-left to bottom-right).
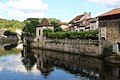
xmin=47 ymin=30 xmax=98 ymax=39
xmin=4 ymin=30 xmax=17 ymax=37
xmin=43 ymin=28 xmax=53 ymax=37
xmin=102 ymin=45 xmax=113 ymax=58
xmin=54 ymin=27 xmax=63 ymax=32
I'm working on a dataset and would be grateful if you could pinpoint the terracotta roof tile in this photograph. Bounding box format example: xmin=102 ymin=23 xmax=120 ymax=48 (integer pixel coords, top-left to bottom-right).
xmin=59 ymin=22 xmax=68 ymax=25
xmin=98 ymin=8 xmax=120 ymax=17
xmin=87 ymin=18 xmax=97 ymax=23
xmin=69 ymin=14 xmax=84 ymax=23
xmin=37 ymin=18 xmax=51 ymax=27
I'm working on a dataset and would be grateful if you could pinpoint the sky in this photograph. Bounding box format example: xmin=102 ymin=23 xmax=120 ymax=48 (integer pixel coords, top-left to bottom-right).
xmin=0 ymin=0 xmax=120 ymax=22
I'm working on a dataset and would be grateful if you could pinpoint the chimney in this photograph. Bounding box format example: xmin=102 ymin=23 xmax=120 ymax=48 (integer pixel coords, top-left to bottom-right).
xmin=84 ymin=12 xmax=91 ymax=19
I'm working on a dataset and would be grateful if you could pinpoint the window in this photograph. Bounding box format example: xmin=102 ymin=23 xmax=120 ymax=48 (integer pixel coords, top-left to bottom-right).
xmin=100 ymin=27 xmax=106 ymax=40
xmin=39 ymin=30 xmax=41 ymax=35
xmin=91 ymin=26 xmax=94 ymax=28
xmin=113 ymin=43 xmax=118 ymax=52
xmin=113 ymin=42 xmax=120 ymax=53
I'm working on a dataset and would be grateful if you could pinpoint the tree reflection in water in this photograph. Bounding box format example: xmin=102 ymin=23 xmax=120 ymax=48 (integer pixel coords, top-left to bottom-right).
xmin=21 ymin=47 xmax=120 ymax=80
xmin=21 ymin=47 xmax=36 ymax=71
xmin=22 ymin=47 xmax=100 ymax=79
xmin=4 ymin=43 xmax=18 ymax=50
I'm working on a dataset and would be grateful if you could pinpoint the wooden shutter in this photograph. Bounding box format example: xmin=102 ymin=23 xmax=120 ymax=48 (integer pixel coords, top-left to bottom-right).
xmin=100 ymin=27 xmax=106 ymax=39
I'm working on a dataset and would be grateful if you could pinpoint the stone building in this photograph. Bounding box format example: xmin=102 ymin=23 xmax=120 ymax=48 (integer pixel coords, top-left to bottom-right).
xmin=59 ymin=22 xmax=69 ymax=31
xmin=89 ymin=18 xmax=98 ymax=30
xmin=68 ymin=12 xmax=98 ymax=31
xmin=68 ymin=12 xmax=91 ymax=31
xmin=33 ymin=18 xmax=53 ymax=48
xmin=98 ymin=8 xmax=120 ymax=53
xmin=36 ymin=18 xmax=53 ymax=39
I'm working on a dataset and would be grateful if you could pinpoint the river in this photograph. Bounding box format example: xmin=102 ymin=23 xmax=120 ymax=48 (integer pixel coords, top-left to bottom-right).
xmin=0 ymin=42 xmax=120 ymax=80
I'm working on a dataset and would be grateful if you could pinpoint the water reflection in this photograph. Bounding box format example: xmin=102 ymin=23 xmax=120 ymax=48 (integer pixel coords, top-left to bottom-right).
xmin=32 ymin=49 xmax=100 ymax=80
xmin=1 ymin=43 xmax=120 ymax=80
xmin=4 ymin=43 xmax=18 ymax=50
xmin=22 ymin=47 xmax=120 ymax=80
xmin=21 ymin=47 xmax=36 ymax=71
xmin=0 ymin=40 xmax=18 ymax=50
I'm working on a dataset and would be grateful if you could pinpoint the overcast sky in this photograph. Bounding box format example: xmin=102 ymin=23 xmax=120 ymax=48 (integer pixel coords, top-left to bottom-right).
xmin=0 ymin=0 xmax=120 ymax=22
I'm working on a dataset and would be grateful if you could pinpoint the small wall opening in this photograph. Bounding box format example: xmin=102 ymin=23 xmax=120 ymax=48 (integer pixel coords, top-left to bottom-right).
xmin=39 ymin=30 xmax=41 ymax=36
xmin=118 ymin=43 xmax=120 ymax=52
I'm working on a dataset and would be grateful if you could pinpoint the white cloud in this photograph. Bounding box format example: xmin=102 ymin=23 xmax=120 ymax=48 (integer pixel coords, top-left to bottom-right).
xmin=88 ymin=0 xmax=120 ymax=7
xmin=0 ymin=0 xmax=48 ymax=21
xmin=5 ymin=0 xmax=48 ymax=11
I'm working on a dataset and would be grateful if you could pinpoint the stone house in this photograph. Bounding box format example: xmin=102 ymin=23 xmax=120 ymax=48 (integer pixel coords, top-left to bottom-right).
xmin=33 ymin=18 xmax=53 ymax=48
xmin=59 ymin=22 xmax=69 ymax=31
xmin=36 ymin=18 xmax=53 ymax=39
xmin=69 ymin=12 xmax=91 ymax=31
xmin=98 ymin=8 xmax=120 ymax=53
xmin=89 ymin=18 xmax=98 ymax=30
xmin=69 ymin=12 xmax=98 ymax=31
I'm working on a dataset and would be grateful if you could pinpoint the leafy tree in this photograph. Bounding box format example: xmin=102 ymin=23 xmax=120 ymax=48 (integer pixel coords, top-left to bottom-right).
xmin=48 ymin=18 xmax=61 ymax=23
xmin=4 ymin=30 xmax=17 ymax=37
xmin=43 ymin=28 xmax=52 ymax=37
xmin=50 ymin=21 xmax=60 ymax=28
xmin=0 ymin=18 xmax=25 ymax=29
xmin=22 ymin=18 xmax=39 ymax=37
xmin=54 ymin=27 xmax=63 ymax=32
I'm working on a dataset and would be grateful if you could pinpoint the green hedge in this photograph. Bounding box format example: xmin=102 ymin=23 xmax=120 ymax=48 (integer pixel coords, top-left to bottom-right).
xmin=47 ymin=30 xmax=98 ymax=39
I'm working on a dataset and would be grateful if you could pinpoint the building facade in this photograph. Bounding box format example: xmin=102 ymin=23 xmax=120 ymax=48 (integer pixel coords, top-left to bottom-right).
xmin=36 ymin=18 xmax=53 ymax=39
xmin=98 ymin=8 xmax=120 ymax=53
xmin=69 ymin=12 xmax=98 ymax=31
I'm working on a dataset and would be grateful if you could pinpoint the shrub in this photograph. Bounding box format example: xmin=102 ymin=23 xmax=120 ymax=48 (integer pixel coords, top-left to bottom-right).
xmin=102 ymin=45 xmax=113 ymax=58
xmin=4 ymin=30 xmax=17 ymax=37
xmin=47 ymin=30 xmax=98 ymax=39
xmin=43 ymin=28 xmax=52 ymax=37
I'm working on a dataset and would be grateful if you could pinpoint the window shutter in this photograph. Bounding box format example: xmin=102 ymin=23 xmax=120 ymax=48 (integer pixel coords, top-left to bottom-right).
xmin=101 ymin=27 xmax=106 ymax=39
xmin=113 ymin=43 xmax=118 ymax=52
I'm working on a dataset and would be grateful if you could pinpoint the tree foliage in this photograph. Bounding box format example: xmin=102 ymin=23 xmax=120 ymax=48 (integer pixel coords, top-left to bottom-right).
xmin=0 ymin=18 xmax=25 ymax=31
xmin=4 ymin=30 xmax=17 ymax=37
xmin=43 ymin=28 xmax=53 ymax=37
xmin=47 ymin=30 xmax=98 ymax=39
xmin=22 ymin=18 xmax=39 ymax=37
xmin=22 ymin=18 xmax=61 ymax=36
xmin=54 ymin=27 xmax=63 ymax=32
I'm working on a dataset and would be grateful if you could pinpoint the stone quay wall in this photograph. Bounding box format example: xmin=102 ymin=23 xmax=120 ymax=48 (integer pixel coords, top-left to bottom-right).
xmin=32 ymin=39 xmax=99 ymax=57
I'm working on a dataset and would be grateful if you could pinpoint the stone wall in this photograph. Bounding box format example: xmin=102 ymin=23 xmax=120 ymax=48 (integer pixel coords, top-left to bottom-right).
xmin=32 ymin=39 xmax=99 ymax=57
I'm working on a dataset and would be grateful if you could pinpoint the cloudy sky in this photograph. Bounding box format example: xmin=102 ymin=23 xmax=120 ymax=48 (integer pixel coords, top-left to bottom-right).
xmin=0 ymin=0 xmax=119 ymax=22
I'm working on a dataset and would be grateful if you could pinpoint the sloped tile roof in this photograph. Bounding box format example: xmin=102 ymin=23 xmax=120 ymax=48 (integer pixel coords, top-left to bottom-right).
xmin=98 ymin=8 xmax=120 ymax=17
xmin=69 ymin=14 xmax=84 ymax=23
xmin=37 ymin=18 xmax=51 ymax=27
xmin=59 ymin=22 xmax=68 ymax=25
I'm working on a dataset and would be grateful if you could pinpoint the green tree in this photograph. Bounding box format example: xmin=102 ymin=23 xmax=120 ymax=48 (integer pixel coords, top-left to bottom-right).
xmin=43 ymin=28 xmax=52 ymax=37
xmin=54 ymin=27 xmax=63 ymax=32
xmin=4 ymin=30 xmax=17 ymax=37
xmin=22 ymin=18 xmax=39 ymax=36
xmin=0 ymin=18 xmax=25 ymax=29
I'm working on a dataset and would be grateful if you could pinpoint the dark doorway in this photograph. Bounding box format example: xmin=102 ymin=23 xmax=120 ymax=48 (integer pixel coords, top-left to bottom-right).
xmin=118 ymin=43 xmax=120 ymax=52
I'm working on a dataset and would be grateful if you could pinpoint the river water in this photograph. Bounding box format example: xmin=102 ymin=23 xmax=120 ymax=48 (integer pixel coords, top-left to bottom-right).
xmin=0 ymin=42 xmax=120 ymax=80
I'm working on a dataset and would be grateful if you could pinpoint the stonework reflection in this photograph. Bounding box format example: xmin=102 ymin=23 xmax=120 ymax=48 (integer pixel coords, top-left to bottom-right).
xmin=22 ymin=47 xmax=120 ymax=80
